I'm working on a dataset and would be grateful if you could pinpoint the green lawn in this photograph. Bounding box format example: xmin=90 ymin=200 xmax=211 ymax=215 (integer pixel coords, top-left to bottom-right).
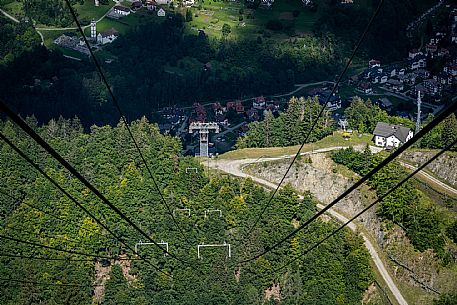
xmin=219 ymin=131 xmax=373 ymax=159
xmin=40 ymin=30 xmax=73 ymax=47
xmin=185 ymin=0 xmax=320 ymax=40
xmin=83 ymin=12 xmax=145 ymax=36
xmin=74 ymin=1 xmax=115 ymax=24
xmin=1 ymin=1 xmax=23 ymax=19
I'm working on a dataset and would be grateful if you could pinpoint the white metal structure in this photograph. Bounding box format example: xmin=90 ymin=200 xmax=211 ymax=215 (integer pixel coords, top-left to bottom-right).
xmin=135 ymin=240 xmax=169 ymax=255
xmin=185 ymin=167 xmax=198 ymax=174
xmin=204 ymin=209 xmax=222 ymax=219
xmin=415 ymin=91 xmax=422 ymax=135
xmin=90 ymin=20 xmax=96 ymax=41
xmin=173 ymin=208 xmax=191 ymax=217
xmin=197 ymin=242 xmax=231 ymax=259
xmin=189 ymin=122 xmax=220 ymax=157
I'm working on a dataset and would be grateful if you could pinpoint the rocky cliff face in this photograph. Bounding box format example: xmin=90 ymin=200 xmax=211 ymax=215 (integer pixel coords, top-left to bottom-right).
xmin=244 ymin=152 xmax=456 ymax=302
xmin=244 ymin=153 xmax=383 ymax=243
xmin=402 ymin=151 xmax=457 ymax=187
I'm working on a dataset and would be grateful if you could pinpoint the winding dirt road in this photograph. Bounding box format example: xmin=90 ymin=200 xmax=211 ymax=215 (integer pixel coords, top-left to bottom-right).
xmin=399 ymin=161 xmax=457 ymax=197
xmin=206 ymin=147 xmax=408 ymax=305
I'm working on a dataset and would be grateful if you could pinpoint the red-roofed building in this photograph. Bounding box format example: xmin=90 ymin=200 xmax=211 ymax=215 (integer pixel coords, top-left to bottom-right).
xmin=213 ymin=102 xmax=223 ymax=115
xmin=235 ymin=101 xmax=244 ymax=113
xmin=253 ymin=96 xmax=266 ymax=110
xmin=193 ymin=102 xmax=206 ymax=122
xmin=425 ymin=43 xmax=438 ymax=54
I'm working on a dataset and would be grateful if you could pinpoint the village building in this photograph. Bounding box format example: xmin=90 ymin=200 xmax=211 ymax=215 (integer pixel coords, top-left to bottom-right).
xmin=444 ymin=63 xmax=457 ymax=76
xmin=423 ymin=79 xmax=441 ymax=96
xmin=193 ymin=103 xmax=206 ymax=122
xmin=253 ymin=96 xmax=266 ymax=110
xmin=247 ymin=107 xmax=260 ymax=121
xmin=131 ymin=0 xmax=142 ymax=10
xmin=155 ymin=0 xmax=171 ymax=5
xmin=408 ymin=49 xmax=423 ymax=59
xmin=146 ymin=0 xmax=157 ymax=10
xmin=113 ymin=5 xmax=130 ymax=16
xmin=410 ymin=55 xmax=427 ymax=70
xmin=235 ymin=101 xmax=245 ymax=113
xmin=368 ymin=59 xmax=381 ymax=68
xmin=385 ymin=79 xmax=404 ymax=92
xmin=212 ymin=102 xmax=223 ymax=115
xmin=259 ymin=0 xmax=274 ymax=8
xmin=157 ymin=8 xmax=166 ymax=16
xmin=97 ymin=28 xmax=119 ymax=44
xmin=415 ymin=69 xmax=430 ymax=79
xmin=358 ymin=81 xmax=373 ymax=94
xmin=377 ymin=97 xmax=393 ymax=112
xmin=318 ymin=92 xmax=342 ymax=111
xmin=373 ymin=122 xmax=413 ymax=148
xmin=226 ymin=101 xmax=244 ymax=113
xmin=433 ymin=72 xmax=453 ymax=85
xmin=437 ymin=48 xmax=450 ymax=57
xmin=425 ymin=43 xmax=438 ymax=54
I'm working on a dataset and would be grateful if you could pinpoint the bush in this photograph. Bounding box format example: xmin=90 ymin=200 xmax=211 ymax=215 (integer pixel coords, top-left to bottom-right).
xmin=447 ymin=220 xmax=457 ymax=243
xmin=292 ymin=10 xmax=300 ymax=17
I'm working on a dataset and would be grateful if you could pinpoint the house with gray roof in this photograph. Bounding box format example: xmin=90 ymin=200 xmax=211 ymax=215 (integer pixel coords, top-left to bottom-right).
xmin=373 ymin=122 xmax=413 ymax=148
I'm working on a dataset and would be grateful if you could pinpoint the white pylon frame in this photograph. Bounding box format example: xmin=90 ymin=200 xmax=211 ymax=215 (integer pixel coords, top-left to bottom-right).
xmin=135 ymin=240 xmax=169 ymax=256
xmin=197 ymin=242 xmax=231 ymax=259
xmin=173 ymin=208 xmax=191 ymax=217
xmin=185 ymin=167 xmax=198 ymax=174
xmin=189 ymin=122 xmax=220 ymax=157
xmin=204 ymin=209 xmax=222 ymax=218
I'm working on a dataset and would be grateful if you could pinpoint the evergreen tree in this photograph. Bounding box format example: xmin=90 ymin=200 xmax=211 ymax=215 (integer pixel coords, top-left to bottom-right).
xmin=442 ymin=113 xmax=457 ymax=151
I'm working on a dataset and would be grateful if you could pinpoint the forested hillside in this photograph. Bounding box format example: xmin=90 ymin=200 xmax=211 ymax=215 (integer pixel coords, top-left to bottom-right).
xmin=315 ymin=0 xmax=437 ymax=61
xmin=331 ymin=147 xmax=455 ymax=257
xmin=236 ymin=96 xmax=335 ymax=148
xmin=0 ymin=117 xmax=373 ymax=304
xmin=0 ymin=17 xmax=41 ymax=65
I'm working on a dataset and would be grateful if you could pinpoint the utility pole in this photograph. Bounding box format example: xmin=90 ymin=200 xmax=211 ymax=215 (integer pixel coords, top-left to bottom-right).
xmin=185 ymin=167 xmax=198 ymax=174
xmin=135 ymin=240 xmax=169 ymax=256
xmin=189 ymin=122 xmax=220 ymax=157
xmin=204 ymin=209 xmax=222 ymax=219
xmin=416 ymin=90 xmax=422 ymax=135
xmin=173 ymin=208 xmax=191 ymax=217
xmin=197 ymin=241 xmax=231 ymax=259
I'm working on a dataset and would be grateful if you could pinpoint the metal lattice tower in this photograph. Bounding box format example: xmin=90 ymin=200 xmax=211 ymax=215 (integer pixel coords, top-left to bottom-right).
xmin=416 ymin=91 xmax=422 ymax=135
xmin=189 ymin=122 xmax=219 ymax=157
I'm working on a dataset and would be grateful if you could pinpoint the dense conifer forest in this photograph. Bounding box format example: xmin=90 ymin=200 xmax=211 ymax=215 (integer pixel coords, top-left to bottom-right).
xmin=0 ymin=118 xmax=373 ymax=304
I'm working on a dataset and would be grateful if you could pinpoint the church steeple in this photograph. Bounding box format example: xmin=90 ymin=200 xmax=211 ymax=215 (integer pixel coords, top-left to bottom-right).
xmin=91 ymin=20 xmax=97 ymax=42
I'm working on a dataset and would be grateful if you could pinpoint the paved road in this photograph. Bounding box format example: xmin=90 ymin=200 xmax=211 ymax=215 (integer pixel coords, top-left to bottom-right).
xmin=271 ymin=81 xmax=335 ymax=98
xmin=399 ymin=161 xmax=457 ymax=197
xmin=0 ymin=8 xmax=19 ymax=23
xmin=35 ymin=6 xmax=113 ymax=31
xmin=158 ymin=81 xmax=333 ymax=113
xmin=214 ymin=122 xmax=246 ymax=138
xmin=206 ymin=147 xmax=408 ymax=305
